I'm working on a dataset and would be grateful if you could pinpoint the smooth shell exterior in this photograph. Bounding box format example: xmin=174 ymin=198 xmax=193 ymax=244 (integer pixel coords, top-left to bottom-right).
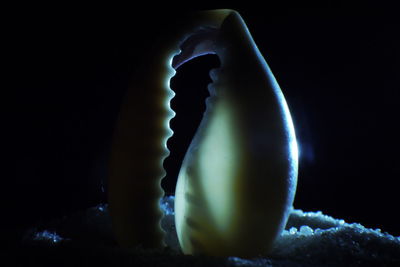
xmin=108 ymin=9 xmax=298 ymax=257
xmin=174 ymin=11 xmax=298 ymax=257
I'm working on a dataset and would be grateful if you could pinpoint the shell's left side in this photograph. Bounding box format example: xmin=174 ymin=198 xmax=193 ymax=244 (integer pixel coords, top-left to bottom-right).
xmin=107 ymin=10 xmax=232 ymax=249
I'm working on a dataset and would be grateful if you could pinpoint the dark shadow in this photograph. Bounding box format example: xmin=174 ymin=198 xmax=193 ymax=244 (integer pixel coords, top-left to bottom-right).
xmin=161 ymin=55 xmax=220 ymax=195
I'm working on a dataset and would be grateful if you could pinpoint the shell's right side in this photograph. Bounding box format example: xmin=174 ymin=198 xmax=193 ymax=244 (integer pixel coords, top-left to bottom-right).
xmin=174 ymin=10 xmax=298 ymax=257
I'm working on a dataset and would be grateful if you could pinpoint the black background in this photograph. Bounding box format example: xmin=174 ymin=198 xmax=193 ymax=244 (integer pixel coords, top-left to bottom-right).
xmin=2 ymin=4 xmax=399 ymax=241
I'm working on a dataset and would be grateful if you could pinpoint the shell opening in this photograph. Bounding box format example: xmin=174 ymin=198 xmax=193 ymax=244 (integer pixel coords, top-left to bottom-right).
xmin=162 ymin=38 xmax=220 ymax=196
xmin=172 ymin=27 xmax=219 ymax=70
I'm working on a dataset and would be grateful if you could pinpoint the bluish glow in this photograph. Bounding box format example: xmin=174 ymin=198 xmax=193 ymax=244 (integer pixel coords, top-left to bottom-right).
xmin=97 ymin=204 xmax=105 ymax=212
xmin=34 ymin=230 xmax=64 ymax=243
xmin=228 ymin=256 xmax=272 ymax=266
xmin=299 ymin=225 xmax=314 ymax=236
xmin=296 ymin=142 xmax=301 ymax=159
xmin=160 ymin=195 xmax=175 ymax=215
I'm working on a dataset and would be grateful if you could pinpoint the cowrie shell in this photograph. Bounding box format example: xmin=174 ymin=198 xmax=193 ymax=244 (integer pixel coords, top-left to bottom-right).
xmin=108 ymin=9 xmax=298 ymax=257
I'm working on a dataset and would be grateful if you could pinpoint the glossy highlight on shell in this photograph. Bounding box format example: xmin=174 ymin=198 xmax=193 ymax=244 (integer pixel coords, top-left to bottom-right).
xmin=108 ymin=9 xmax=298 ymax=257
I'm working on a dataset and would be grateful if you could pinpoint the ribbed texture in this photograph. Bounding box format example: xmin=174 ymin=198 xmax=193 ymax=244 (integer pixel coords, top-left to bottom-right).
xmin=108 ymin=47 xmax=179 ymax=249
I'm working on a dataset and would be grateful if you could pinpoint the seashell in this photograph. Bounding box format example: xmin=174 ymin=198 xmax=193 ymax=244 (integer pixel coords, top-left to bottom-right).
xmin=108 ymin=9 xmax=298 ymax=257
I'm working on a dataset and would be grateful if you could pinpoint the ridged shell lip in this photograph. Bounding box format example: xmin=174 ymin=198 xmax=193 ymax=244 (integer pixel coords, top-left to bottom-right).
xmin=172 ymin=27 xmax=219 ymax=69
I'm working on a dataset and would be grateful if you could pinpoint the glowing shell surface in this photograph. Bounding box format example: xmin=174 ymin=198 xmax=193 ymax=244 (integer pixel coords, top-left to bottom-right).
xmin=108 ymin=9 xmax=298 ymax=257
